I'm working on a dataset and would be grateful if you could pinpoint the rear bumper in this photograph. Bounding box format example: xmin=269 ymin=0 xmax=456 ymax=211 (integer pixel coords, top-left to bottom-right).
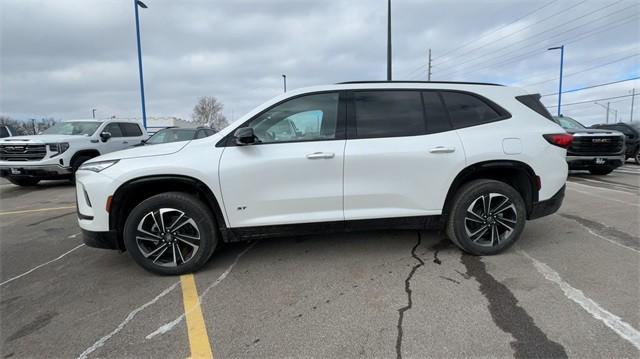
xmin=566 ymin=155 xmax=624 ymax=170
xmin=0 ymin=164 xmax=73 ymax=179
xmin=528 ymin=185 xmax=565 ymax=220
xmin=81 ymin=229 xmax=120 ymax=250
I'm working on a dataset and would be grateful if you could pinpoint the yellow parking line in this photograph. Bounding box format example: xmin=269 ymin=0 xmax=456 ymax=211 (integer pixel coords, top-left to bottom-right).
xmin=180 ymin=274 xmax=213 ymax=359
xmin=0 ymin=206 xmax=76 ymax=216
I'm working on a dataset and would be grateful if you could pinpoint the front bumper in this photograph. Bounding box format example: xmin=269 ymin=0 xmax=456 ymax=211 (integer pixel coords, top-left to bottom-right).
xmin=566 ymin=155 xmax=624 ymax=170
xmin=0 ymin=164 xmax=73 ymax=179
xmin=81 ymin=229 xmax=120 ymax=250
xmin=528 ymin=185 xmax=565 ymax=220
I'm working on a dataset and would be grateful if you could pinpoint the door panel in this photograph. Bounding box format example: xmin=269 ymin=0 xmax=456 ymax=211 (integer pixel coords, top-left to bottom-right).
xmin=219 ymin=141 xmax=345 ymax=227
xmin=343 ymin=131 xmax=465 ymax=220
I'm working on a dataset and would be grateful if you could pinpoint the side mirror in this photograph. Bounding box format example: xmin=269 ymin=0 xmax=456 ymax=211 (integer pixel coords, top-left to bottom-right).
xmin=100 ymin=131 xmax=112 ymax=142
xmin=234 ymin=127 xmax=256 ymax=145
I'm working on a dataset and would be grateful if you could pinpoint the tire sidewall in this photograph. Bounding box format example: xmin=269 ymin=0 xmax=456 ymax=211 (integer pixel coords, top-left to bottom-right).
xmin=449 ymin=180 xmax=526 ymax=255
xmin=123 ymin=192 xmax=218 ymax=275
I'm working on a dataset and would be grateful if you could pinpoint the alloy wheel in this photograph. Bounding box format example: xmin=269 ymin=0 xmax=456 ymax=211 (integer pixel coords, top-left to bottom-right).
xmin=464 ymin=193 xmax=518 ymax=247
xmin=135 ymin=208 xmax=201 ymax=267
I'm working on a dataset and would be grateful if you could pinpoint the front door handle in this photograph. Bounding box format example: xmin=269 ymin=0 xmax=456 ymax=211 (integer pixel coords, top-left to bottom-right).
xmin=306 ymin=152 xmax=335 ymax=159
xmin=429 ymin=146 xmax=455 ymax=154
xmin=122 ymin=141 xmax=129 ymax=144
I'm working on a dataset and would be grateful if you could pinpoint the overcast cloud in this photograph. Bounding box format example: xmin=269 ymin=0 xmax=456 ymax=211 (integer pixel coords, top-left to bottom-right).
xmin=1 ymin=0 xmax=638 ymax=125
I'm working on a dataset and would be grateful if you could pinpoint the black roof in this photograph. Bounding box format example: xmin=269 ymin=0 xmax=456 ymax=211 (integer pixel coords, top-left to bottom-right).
xmin=336 ymin=80 xmax=504 ymax=86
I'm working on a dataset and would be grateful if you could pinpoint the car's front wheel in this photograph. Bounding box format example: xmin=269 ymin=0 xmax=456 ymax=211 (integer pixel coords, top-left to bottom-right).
xmin=634 ymin=149 xmax=640 ymax=165
xmin=446 ymin=179 xmax=526 ymax=256
xmin=123 ymin=192 xmax=218 ymax=275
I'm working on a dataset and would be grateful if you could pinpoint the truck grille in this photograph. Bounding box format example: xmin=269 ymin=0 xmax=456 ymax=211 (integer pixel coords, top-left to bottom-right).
xmin=0 ymin=144 xmax=47 ymax=161
xmin=568 ymin=136 xmax=624 ymax=156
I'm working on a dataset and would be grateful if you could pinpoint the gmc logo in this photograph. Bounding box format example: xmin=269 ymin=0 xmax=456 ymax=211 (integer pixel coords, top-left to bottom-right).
xmin=3 ymin=146 xmax=26 ymax=152
xmin=592 ymin=138 xmax=610 ymax=144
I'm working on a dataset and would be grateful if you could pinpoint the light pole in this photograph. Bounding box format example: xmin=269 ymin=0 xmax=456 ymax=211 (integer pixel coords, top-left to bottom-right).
xmin=387 ymin=0 xmax=392 ymax=81
xmin=134 ymin=0 xmax=148 ymax=129
xmin=92 ymin=108 xmax=96 ymax=119
xmin=282 ymin=74 xmax=287 ymax=93
xmin=548 ymin=45 xmax=564 ymax=116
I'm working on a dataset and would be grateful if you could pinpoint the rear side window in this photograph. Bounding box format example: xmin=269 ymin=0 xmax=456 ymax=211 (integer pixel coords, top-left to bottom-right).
xmin=121 ymin=123 xmax=143 ymax=137
xmin=516 ymin=94 xmax=554 ymax=121
xmin=353 ymin=91 xmax=425 ymax=138
xmin=422 ymin=92 xmax=452 ymax=133
xmin=441 ymin=91 xmax=504 ymax=129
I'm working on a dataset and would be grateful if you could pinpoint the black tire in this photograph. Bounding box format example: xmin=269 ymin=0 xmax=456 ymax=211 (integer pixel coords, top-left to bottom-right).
xmin=588 ymin=167 xmax=614 ymax=175
xmin=446 ymin=179 xmax=526 ymax=256
xmin=634 ymin=150 xmax=640 ymax=165
xmin=123 ymin=192 xmax=218 ymax=275
xmin=7 ymin=177 xmax=40 ymax=186
xmin=70 ymin=155 xmax=92 ymax=184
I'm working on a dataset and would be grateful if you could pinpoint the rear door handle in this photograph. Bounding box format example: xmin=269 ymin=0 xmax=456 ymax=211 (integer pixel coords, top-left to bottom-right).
xmin=306 ymin=152 xmax=335 ymax=159
xmin=122 ymin=141 xmax=129 ymax=144
xmin=429 ymin=146 xmax=455 ymax=154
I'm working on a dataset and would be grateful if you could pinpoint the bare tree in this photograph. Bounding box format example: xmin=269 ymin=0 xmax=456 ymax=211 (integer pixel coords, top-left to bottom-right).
xmin=192 ymin=96 xmax=229 ymax=132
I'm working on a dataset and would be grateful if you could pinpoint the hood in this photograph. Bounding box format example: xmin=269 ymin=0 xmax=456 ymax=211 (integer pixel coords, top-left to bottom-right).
xmin=0 ymin=134 xmax=86 ymax=143
xmin=564 ymin=128 xmax=622 ymax=135
xmin=89 ymin=140 xmax=191 ymax=162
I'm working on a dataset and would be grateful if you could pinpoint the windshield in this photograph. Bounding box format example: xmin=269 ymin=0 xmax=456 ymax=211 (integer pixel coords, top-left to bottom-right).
xmin=554 ymin=116 xmax=585 ymax=130
xmin=43 ymin=121 xmax=101 ymax=136
xmin=147 ymin=129 xmax=197 ymax=144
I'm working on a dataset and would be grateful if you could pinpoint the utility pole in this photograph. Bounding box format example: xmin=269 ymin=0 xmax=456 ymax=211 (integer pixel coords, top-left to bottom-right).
xmin=631 ymin=88 xmax=636 ymax=122
xmin=282 ymin=74 xmax=287 ymax=93
xmin=606 ymin=102 xmax=610 ymax=124
xmin=92 ymin=108 xmax=96 ymax=119
xmin=427 ymin=48 xmax=432 ymax=81
xmin=386 ymin=0 xmax=392 ymax=81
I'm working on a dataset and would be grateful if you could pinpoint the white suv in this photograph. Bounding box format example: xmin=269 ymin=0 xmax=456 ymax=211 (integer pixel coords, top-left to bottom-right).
xmin=76 ymin=81 xmax=570 ymax=275
xmin=0 ymin=119 xmax=146 ymax=186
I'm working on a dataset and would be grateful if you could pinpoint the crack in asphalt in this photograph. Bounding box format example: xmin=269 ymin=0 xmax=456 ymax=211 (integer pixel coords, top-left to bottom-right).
xmin=430 ymin=239 xmax=450 ymax=265
xmin=395 ymin=232 xmax=425 ymax=359
xmin=461 ymin=254 xmax=568 ymax=359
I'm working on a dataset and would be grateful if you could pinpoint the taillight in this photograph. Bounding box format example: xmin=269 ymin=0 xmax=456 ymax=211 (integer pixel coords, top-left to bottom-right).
xmin=543 ymin=133 xmax=573 ymax=149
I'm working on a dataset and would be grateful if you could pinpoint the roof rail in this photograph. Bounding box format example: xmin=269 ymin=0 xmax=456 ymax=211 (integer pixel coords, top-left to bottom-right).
xmin=336 ymin=80 xmax=504 ymax=86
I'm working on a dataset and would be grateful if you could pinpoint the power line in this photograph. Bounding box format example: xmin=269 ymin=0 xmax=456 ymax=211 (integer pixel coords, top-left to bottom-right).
xmin=435 ymin=0 xmax=588 ymax=67
xmin=440 ymin=15 xmax=638 ymax=79
xmin=436 ymin=0 xmax=559 ymax=60
xmin=541 ymin=76 xmax=640 ymax=97
xmin=544 ymin=94 xmax=634 ymax=107
xmin=436 ymin=0 xmax=626 ymax=74
xmin=522 ymin=53 xmax=640 ymax=87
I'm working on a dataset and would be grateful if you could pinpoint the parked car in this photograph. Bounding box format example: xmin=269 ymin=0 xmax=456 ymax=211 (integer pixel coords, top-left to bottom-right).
xmin=0 ymin=125 xmax=14 ymax=138
xmin=552 ymin=115 xmax=625 ymax=175
xmin=77 ymin=81 xmax=569 ymax=275
xmin=589 ymin=122 xmax=640 ymax=165
xmin=138 ymin=127 xmax=216 ymax=146
xmin=0 ymin=119 xmax=147 ymax=186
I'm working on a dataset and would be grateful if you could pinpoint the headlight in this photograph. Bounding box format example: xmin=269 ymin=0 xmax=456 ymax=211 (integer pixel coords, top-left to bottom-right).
xmin=47 ymin=142 xmax=70 ymax=156
xmin=79 ymin=159 xmax=119 ymax=172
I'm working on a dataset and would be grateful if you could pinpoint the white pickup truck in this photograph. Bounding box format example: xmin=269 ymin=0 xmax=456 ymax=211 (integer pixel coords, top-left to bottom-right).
xmin=0 ymin=119 xmax=147 ymax=186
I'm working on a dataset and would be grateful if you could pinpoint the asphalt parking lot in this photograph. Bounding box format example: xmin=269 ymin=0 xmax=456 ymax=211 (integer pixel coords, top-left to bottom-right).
xmin=1 ymin=165 xmax=638 ymax=358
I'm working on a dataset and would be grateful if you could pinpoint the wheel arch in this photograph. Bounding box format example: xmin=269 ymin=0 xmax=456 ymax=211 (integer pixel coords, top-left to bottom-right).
xmin=442 ymin=160 xmax=539 ymax=221
xmin=109 ymin=175 xmax=227 ymax=250
xmin=70 ymin=149 xmax=101 ymax=165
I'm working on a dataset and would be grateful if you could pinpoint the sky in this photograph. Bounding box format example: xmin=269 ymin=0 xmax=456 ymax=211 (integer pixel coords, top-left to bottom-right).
xmin=1 ymin=0 xmax=639 ymax=126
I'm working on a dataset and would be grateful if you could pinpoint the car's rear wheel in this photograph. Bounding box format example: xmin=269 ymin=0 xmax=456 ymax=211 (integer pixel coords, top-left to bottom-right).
xmin=123 ymin=192 xmax=218 ymax=275
xmin=7 ymin=177 xmax=40 ymax=186
xmin=634 ymin=150 xmax=640 ymax=165
xmin=446 ymin=179 xmax=526 ymax=256
xmin=588 ymin=167 xmax=614 ymax=175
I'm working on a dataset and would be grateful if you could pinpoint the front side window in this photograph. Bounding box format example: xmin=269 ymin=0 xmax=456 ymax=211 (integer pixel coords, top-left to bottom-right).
xmin=244 ymin=92 xmax=339 ymax=144
xmin=353 ymin=91 xmax=425 ymax=138
xmin=42 ymin=121 xmax=101 ymax=136
xmin=441 ymin=92 xmax=503 ymax=129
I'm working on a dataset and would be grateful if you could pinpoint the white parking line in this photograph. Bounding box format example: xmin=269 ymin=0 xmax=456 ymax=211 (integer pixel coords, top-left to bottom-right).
xmin=567 ymin=181 xmax=638 ymax=196
xmin=557 ymin=216 xmax=640 ymax=255
xmin=77 ymin=281 xmax=180 ymax=359
xmin=571 ymin=177 xmax=639 ymax=192
xmin=567 ymin=186 xmax=640 ymax=207
xmin=520 ymin=251 xmax=640 ymax=350
xmin=0 ymin=244 xmax=85 ymax=287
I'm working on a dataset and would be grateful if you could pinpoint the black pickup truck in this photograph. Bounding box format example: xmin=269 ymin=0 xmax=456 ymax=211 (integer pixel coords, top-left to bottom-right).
xmin=553 ymin=116 xmax=625 ymax=175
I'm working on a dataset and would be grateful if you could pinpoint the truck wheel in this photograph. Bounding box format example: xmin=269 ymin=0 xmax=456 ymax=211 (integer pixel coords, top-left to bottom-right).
xmin=634 ymin=150 xmax=640 ymax=165
xmin=70 ymin=155 xmax=92 ymax=183
xmin=7 ymin=177 xmax=40 ymax=186
xmin=446 ymin=179 xmax=526 ymax=256
xmin=123 ymin=192 xmax=218 ymax=275
xmin=588 ymin=167 xmax=614 ymax=175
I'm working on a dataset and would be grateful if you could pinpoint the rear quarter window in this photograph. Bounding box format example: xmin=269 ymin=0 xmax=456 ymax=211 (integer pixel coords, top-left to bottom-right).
xmin=515 ymin=94 xmax=554 ymax=121
xmin=440 ymin=91 xmax=507 ymax=129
